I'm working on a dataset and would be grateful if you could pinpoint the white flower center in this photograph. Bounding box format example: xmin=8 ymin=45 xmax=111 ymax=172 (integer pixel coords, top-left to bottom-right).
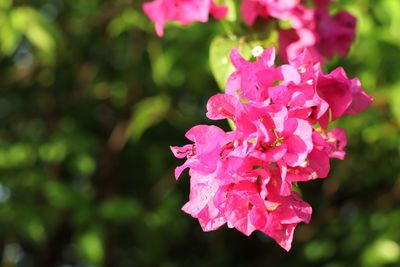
xmin=252 ymin=46 xmax=264 ymax=58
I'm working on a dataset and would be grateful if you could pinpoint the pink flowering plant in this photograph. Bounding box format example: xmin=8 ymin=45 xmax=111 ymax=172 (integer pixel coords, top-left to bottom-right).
xmin=142 ymin=0 xmax=373 ymax=251
xmin=142 ymin=0 xmax=228 ymax=36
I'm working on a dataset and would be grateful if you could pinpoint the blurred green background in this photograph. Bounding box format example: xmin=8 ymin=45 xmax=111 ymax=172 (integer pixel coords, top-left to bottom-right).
xmin=0 ymin=0 xmax=399 ymax=266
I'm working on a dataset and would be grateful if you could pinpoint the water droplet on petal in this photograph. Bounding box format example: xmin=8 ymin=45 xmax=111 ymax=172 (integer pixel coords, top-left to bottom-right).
xmin=299 ymin=65 xmax=307 ymax=74
xmin=191 ymin=208 xmax=199 ymax=213
xmin=233 ymin=140 xmax=239 ymax=147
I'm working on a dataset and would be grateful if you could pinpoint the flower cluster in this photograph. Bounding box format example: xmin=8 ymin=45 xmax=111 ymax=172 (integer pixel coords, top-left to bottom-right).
xmin=142 ymin=0 xmax=356 ymax=62
xmin=241 ymin=0 xmax=356 ymax=62
xmin=142 ymin=0 xmax=227 ymax=36
xmin=275 ymin=0 xmax=356 ymax=62
xmin=171 ymin=46 xmax=372 ymax=250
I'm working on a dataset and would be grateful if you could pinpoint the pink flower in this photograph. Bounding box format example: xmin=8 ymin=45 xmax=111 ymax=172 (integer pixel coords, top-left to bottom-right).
xmin=279 ymin=28 xmax=321 ymax=63
xmin=170 ymin=124 xmax=231 ymax=178
xmin=326 ymin=128 xmax=347 ymax=160
xmin=240 ymin=0 xmax=270 ymax=26
xmin=313 ymin=0 xmax=331 ymax=7
xmin=238 ymin=0 xmax=356 ymax=62
xmin=212 ymin=168 xmax=312 ymax=251
xmin=171 ymin=45 xmax=372 ymax=251
xmin=182 ymin=170 xmax=226 ymax=231
xmin=227 ymin=47 xmax=276 ymax=101
xmin=313 ymin=128 xmax=347 ymax=160
xmin=278 ymin=5 xmax=356 ymax=62
xmin=219 ymin=181 xmax=268 ymax=236
xmin=142 ymin=0 xmax=227 ymax=36
xmin=241 ymin=0 xmax=301 ymax=26
xmin=286 ymin=49 xmax=372 ymax=128
xmin=345 ymin=78 xmax=374 ymax=116
xmin=316 ymin=66 xmax=372 ymax=128
xmin=263 ymin=190 xmax=312 ymax=251
xmin=315 ymin=8 xmax=356 ymax=59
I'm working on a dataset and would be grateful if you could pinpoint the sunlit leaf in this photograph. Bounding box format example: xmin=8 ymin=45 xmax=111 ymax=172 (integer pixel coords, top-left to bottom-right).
xmin=362 ymin=239 xmax=400 ymax=266
xmin=107 ymin=9 xmax=149 ymax=36
xmin=147 ymin=41 xmax=174 ymax=86
xmin=209 ymin=35 xmax=252 ymax=90
xmin=390 ymin=86 xmax=400 ymax=125
xmin=78 ymin=228 xmax=104 ymax=265
xmin=0 ymin=13 xmax=21 ymax=55
xmin=99 ymin=197 xmax=140 ymax=222
xmin=127 ymin=94 xmax=171 ymax=141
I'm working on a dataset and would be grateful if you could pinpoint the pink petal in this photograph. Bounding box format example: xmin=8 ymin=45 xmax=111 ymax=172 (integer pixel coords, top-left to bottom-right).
xmin=206 ymin=94 xmax=237 ymax=120
xmin=209 ymin=0 xmax=228 ymax=20
xmin=308 ymin=149 xmax=330 ymax=178
xmin=240 ymin=0 xmax=270 ymax=26
xmin=276 ymin=65 xmax=301 ymax=85
xmin=345 ymin=78 xmax=373 ymax=115
xmin=317 ymin=67 xmax=353 ymax=121
xmin=223 ymin=182 xmax=267 ymax=236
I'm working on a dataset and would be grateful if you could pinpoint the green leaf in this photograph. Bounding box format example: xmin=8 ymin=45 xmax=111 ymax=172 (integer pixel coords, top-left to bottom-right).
xmin=0 ymin=13 xmax=21 ymax=55
xmin=0 ymin=144 xmax=36 ymax=169
xmin=390 ymin=86 xmax=400 ymax=125
xmin=25 ymin=218 xmax=46 ymax=244
xmin=99 ymin=197 xmax=140 ymax=222
xmin=209 ymin=35 xmax=252 ymax=90
xmin=107 ymin=9 xmax=149 ymax=36
xmin=43 ymin=180 xmax=74 ymax=209
xmin=362 ymin=239 xmax=400 ymax=266
xmin=0 ymin=0 xmax=12 ymax=9
xmin=147 ymin=41 xmax=174 ymax=86
xmin=304 ymin=240 xmax=335 ymax=262
xmin=127 ymin=94 xmax=171 ymax=141
xmin=78 ymin=228 xmax=104 ymax=265
xmin=39 ymin=140 xmax=67 ymax=163
xmin=0 ymin=6 xmax=61 ymax=62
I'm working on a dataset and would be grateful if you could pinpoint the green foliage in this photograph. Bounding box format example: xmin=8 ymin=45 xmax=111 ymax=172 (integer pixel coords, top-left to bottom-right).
xmin=0 ymin=0 xmax=399 ymax=267
xmin=209 ymin=35 xmax=250 ymax=90
xmin=128 ymin=94 xmax=171 ymax=140
xmin=78 ymin=228 xmax=104 ymax=264
xmin=0 ymin=4 xmax=60 ymax=63
xmin=362 ymin=239 xmax=400 ymax=266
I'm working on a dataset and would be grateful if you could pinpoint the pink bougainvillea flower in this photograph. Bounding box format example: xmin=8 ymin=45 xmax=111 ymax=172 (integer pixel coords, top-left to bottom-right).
xmin=227 ymin=47 xmax=276 ymax=101
xmin=240 ymin=0 xmax=270 ymax=26
xmin=219 ymin=181 xmax=268 ymax=236
xmin=345 ymin=78 xmax=374 ymax=115
xmin=278 ymin=4 xmax=356 ymax=62
xmin=316 ymin=67 xmax=354 ymax=123
xmin=311 ymin=127 xmax=347 ymax=160
xmin=256 ymin=168 xmax=312 ymax=251
xmin=315 ymin=66 xmax=373 ymax=128
xmin=325 ymin=128 xmax=347 ymax=160
xmin=238 ymin=104 xmax=314 ymax=167
xmin=285 ymin=49 xmax=372 ymax=128
xmin=241 ymin=0 xmax=301 ymax=26
xmin=182 ymin=170 xmax=226 ymax=231
xmin=315 ymin=8 xmax=356 ymax=59
xmin=313 ymin=0 xmax=331 ymax=7
xmin=238 ymin=0 xmax=356 ymax=62
xmin=142 ymin=0 xmax=227 ymax=36
xmin=263 ymin=191 xmax=312 ymax=251
xmin=171 ymin=45 xmax=372 ymax=251
xmin=170 ymin=124 xmax=231 ymax=178
xmin=279 ymin=28 xmax=321 ymax=63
